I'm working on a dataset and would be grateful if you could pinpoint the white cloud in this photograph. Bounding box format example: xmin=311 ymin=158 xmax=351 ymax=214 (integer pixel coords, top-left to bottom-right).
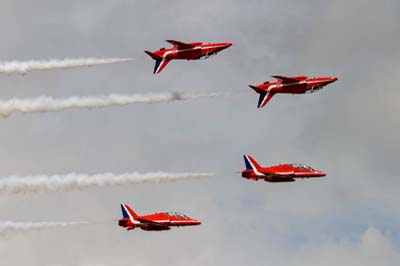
xmin=292 ymin=227 xmax=399 ymax=266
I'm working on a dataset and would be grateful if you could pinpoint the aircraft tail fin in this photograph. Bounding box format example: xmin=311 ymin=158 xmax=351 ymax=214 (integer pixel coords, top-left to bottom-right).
xmin=153 ymin=60 xmax=162 ymax=74
xmin=144 ymin=51 xmax=162 ymax=61
xmin=120 ymin=203 xmax=139 ymax=222
xmin=244 ymin=155 xmax=263 ymax=171
xmin=153 ymin=59 xmax=170 ymax=74
xmin=248 ymin=85 xmax=275 ymax=108
xmin=257 ymin=92 xmax=275 ymax=108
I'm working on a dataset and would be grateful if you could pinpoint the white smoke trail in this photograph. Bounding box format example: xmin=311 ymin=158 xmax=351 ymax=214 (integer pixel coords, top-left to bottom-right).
xmin=0 ymin=91 xmax=230 ymax=118
xmin=0 ymin=172 xmax=213 ymax=194
xmin=0 ymin=58 xmax=133 ymax=75
xmin=0 ymin=221 xmax=89 ymax=236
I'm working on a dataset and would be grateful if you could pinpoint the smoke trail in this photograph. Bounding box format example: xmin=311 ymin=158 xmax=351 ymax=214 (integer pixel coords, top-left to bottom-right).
xmin=0 ymin=91 xmax=230 ymax=118
xmin=0 ymin=172 xmax=213 ymax=194
xmin=0 ymin=221 xmax=88 ymax=236
xmin=0 ymin=58 xmax=133 ymax=75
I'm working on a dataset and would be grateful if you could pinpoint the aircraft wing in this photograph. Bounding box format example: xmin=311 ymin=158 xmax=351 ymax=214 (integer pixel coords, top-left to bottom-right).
xmin=136 ymin=217 xmax=166 ymax=227
xmin=166 ymin=40 xmax=196 ymax=49
xmin=271 ymin=75 xmax=303 ymax=83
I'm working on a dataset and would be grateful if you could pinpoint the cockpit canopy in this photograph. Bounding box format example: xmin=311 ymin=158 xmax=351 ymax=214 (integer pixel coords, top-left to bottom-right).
xmin=288 ymin=163 xmax=314 ymax=170
xmin=163 ymin=212 xmax=190 ymax=218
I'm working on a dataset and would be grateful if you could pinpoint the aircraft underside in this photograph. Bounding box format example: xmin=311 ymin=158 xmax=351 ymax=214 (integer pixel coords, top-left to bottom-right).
xmin=264 ymin=177 xmax=295 ymax=182
xmin=141 ymin=226 xmax=171 ymax=231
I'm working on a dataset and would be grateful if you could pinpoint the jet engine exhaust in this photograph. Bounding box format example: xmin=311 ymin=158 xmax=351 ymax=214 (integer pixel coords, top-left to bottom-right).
xmin=0 ymin=221 xmax=89 ymax=236
xmin=0 ymin=58 xmax=133 ymax=75
xmin=0 ymin=172 xmax=213 ymax=194
xmin=0 ymin=91 xmax=231 ymax=118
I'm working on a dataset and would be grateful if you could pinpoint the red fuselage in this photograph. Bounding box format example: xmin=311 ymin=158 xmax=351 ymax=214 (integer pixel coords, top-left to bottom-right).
xmin=242 ymin=155 xmax=326 ymax=183
xmin=252 ymin=76 xmax=338 ymax=95
xmin=145 ymin=40 xmax=232 ymax=73
xmin=151 ymin=42 xmax=232 ymax=61
xmin=249 ymin=76 xmax=338 ymax=108
xmin=118 ymin=212 xmax=201 ymax=231
xmin=242 ymin=164 xmax=326 ymax=182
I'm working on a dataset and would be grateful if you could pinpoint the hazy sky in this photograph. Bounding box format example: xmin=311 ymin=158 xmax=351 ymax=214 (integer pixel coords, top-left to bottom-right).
xmin=0 ymin=0 xmax=399 ymax=265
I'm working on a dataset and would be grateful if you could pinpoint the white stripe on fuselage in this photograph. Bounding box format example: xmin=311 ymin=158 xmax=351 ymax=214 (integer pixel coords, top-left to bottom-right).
xmin=275 ymin=172 xmax=295 ymax=174
xmin=172 ymin=44 xmax=228 ymax=54
xmin=267 ymin=80 xmax=326 ymax=92
xmin=152 ymin=220 xmax=187 ymax=223
xmin=140 ymin=220 xmax=191 ymax=225
xmin=294 ymin=172 xmax=315 ymax=176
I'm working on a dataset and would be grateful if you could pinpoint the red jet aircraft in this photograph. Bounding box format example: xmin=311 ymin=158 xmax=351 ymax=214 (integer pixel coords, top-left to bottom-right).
xmin=242 ymin=155 xmax=326 ymax=182
xmin=118 ymin=203 xmax=201 ymax=231
xmin=249 ymin=75 xmax=338 ymax=108
xmin=145 ymin=40 xmax=232 ymax=74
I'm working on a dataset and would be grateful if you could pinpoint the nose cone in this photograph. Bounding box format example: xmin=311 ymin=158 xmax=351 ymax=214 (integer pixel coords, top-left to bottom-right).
xmin=191 ymin=219 xmax=202 ymax=225
xmin=219 ymin=42 xmax=232 ymax=50
xmin=315 ymin=170 xmax=326 ymax=177
xmin=324 ymin=76 xmax=338 ymax=85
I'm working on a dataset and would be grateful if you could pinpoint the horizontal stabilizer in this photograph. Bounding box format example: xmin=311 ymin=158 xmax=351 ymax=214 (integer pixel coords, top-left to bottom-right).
xmin=144 ymin=51 xmax=162 ymax=61
xmin=248 ymin=85 xmax=265 ymax=94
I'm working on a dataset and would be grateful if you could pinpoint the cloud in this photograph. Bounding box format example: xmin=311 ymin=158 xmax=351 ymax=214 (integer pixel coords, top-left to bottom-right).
xmin=292 ymin=227 xmax=400 ymax=266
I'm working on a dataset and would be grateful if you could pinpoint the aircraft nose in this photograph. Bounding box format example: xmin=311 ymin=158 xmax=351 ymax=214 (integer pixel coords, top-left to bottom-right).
xmin=328 ymin=77 xmax=338 ymax=83
xmin=324 ymin=77 xmax=338 ymax=85
xmin=223 ymin=43 xmax=232 ymax=48
xmin=317 ymin=170 xmax=326 ymax=177
xmin=192 ymin=219 xmax=202 ymax=225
